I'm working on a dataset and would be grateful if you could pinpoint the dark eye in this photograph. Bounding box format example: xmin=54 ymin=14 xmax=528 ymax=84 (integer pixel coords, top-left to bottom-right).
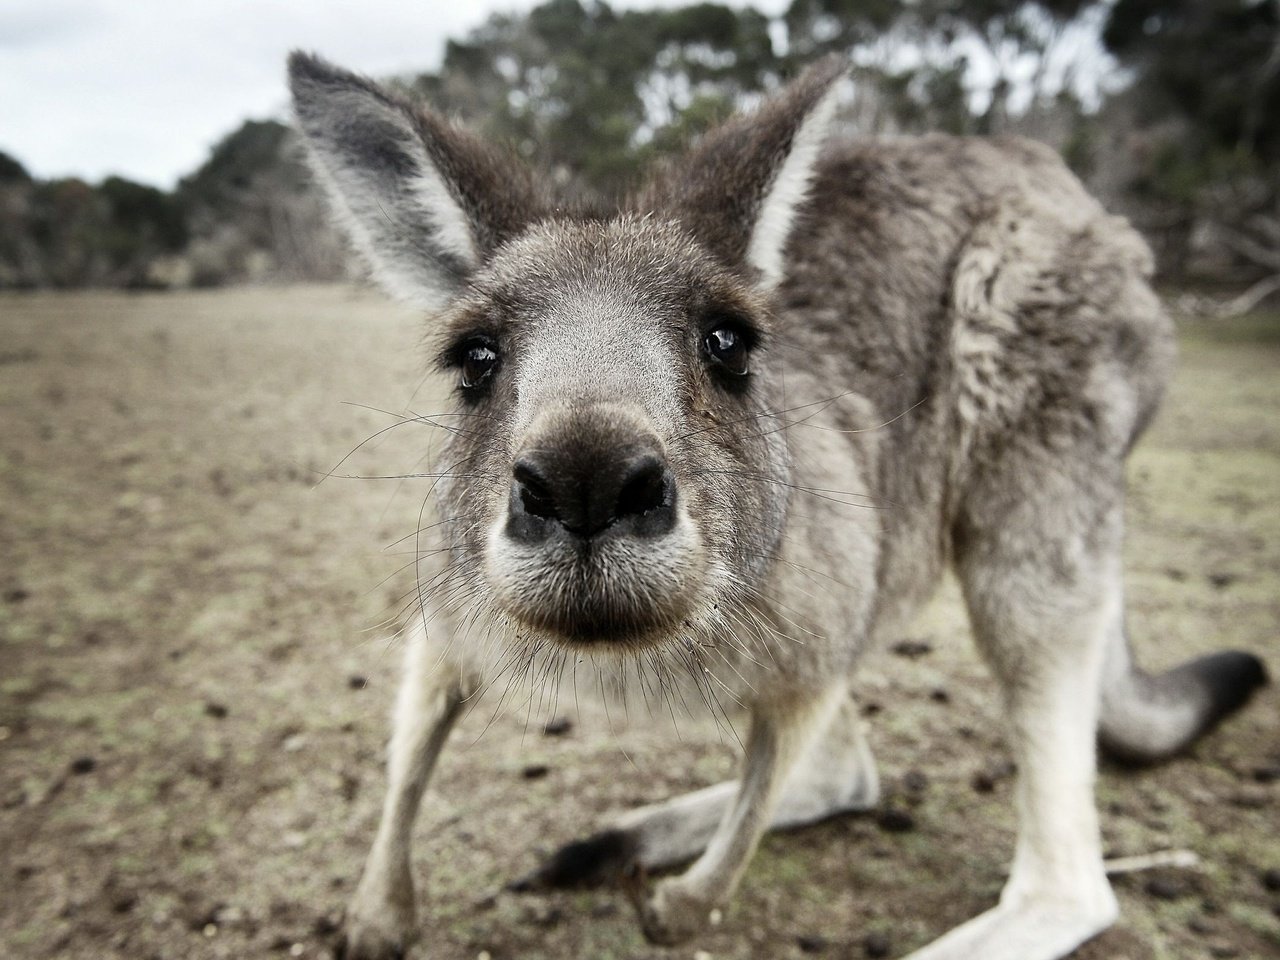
xmin=461 ymin=341 xmax=499 ymax=389
xmin=702 ymin=326 xmax=750 ymax=377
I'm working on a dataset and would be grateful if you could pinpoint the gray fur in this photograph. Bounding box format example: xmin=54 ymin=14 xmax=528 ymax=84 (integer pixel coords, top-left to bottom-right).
xmin=288 ymin=52 xmax=1267 ymax=960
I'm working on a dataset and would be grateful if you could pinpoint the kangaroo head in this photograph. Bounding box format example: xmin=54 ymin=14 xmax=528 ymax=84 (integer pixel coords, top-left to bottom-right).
xmin=289 ymin=52 xmax=844 ymax=649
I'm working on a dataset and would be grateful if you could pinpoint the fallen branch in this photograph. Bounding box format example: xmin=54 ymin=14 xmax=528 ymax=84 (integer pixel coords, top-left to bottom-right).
xmin=1103 ymin=849 xmax=1200 ymax=876
xmin=1214 ymin=273 xmax=1280 ymax=317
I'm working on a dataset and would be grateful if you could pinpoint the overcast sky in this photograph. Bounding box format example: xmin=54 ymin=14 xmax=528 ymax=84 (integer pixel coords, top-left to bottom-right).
xmin=0 ymin=0 xmax=788 ymax=190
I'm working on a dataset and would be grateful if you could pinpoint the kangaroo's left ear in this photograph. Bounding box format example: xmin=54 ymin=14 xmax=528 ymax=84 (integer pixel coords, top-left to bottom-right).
xmin=641 ymin=57 xmax=847 ymax=289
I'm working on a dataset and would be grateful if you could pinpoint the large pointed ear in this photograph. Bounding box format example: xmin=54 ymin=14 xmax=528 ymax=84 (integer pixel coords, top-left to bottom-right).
xmin=640 ymin=57 xmax=846 ymax=289
xmin=288 ymin=51 xmax=544 ymax=307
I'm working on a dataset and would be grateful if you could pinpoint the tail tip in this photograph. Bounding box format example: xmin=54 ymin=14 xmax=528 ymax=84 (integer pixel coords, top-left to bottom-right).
xmin=1199 ymin=649 xmax=1268 ymax=726
xmin=1100 ymin=648 xmax=1268 ymax=767
xmin=509 ymin=829 xmax=638 ymax=892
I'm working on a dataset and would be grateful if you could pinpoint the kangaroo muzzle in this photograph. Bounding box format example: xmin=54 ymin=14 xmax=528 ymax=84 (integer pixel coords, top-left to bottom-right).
xmin=486 ymin=404 xmax=702 ymax=645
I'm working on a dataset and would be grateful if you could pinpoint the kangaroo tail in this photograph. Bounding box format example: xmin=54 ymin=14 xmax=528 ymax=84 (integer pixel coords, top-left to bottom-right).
xmin=1098 ymin=630 xmax=1267 ymax=765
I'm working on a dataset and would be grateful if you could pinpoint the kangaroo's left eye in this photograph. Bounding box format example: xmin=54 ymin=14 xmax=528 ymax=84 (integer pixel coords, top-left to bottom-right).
xmin=461 ymin=342 xmax=499 ymax=388
xmin=703 ymin=326 xmax=750 ymax=377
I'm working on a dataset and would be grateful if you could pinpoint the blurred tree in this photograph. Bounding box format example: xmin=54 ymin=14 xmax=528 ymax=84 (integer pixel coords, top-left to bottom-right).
xmin=784 ymin=0 xmax=1103 ymax=135
xmin=0 ymin=150 xmax=32 ymax=184
xmin=410 ymin=0 xmax=780 ymax=200
xmin=1102 ymin=0 xmax=1280 ymax=289
xmin=98 ymin=177 xmax=188 ymax=284
xmin=178 ymin=120 xmax=346 ymax=285
xmin=1 ymin=0 xmax=1273 ymax=297
xmin=1 ymin=161 xmax=185 ymax=288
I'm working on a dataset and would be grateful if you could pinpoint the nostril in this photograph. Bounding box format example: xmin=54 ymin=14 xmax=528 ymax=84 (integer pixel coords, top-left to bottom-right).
xmin=509 ymin=447 xmax=675 ymax=542
xmin=513 ymin=459 xmax=559 ymax=521
xmin=615 ymin=456 xmax=670 ymax=520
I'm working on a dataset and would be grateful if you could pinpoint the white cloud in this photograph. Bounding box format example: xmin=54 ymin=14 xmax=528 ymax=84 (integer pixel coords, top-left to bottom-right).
xmin=0 ymin=0 xmax=790 ymax=189
xmin=0 ymin=1 xmax=530 ymax=187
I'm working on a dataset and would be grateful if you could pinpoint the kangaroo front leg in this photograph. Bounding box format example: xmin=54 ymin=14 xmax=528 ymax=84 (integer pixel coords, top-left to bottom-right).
xmin=638 ymin=683 xmax=846 ymax=945
xmin=339 ymin=625 xmax=470 ymax=960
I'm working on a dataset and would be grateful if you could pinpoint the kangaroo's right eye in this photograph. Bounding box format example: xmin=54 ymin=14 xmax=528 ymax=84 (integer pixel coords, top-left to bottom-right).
xmin=461 ymin=342 xmax=499 ymax=389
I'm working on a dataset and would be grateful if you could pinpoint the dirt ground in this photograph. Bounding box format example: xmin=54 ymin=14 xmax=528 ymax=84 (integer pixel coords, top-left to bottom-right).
xmin=1 ymin=286 xmax=1277 ymax=960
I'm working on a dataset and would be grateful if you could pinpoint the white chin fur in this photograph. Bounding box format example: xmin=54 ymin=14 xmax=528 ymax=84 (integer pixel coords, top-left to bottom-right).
xmin=481 ymin=510 xmax=705 ymax=642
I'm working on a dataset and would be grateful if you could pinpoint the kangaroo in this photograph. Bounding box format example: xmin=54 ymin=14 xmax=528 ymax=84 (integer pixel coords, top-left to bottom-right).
xmin=288 ymin=52 xmax=1267 ymax=960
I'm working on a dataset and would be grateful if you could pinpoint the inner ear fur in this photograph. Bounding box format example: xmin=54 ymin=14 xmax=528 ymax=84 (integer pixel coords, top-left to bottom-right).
xmin=636 ymin=57 xmax=847 ymax=288
xmin=288 ymin=51 xmax=546 ymax=307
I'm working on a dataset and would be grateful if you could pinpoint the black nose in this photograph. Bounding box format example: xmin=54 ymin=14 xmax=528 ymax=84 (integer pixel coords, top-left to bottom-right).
xmin=508 ymin=445 xmax=676 ymax=543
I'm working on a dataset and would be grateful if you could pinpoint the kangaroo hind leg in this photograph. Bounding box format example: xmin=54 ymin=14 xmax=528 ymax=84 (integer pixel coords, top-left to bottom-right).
xmin=521 ymin=681 xmax=878 ymax=890
xmin=907 ymin=474 xmax=1126 ymax=960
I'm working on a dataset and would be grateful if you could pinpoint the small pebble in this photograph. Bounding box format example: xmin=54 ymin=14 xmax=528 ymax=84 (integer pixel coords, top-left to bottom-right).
xmin=311 ymin=913 xmax=339 ymax=935
xmin=798 ymin=932 xmax=828 ymax=952
xmin=902 ymin=770 xmax=928 ymax=794
xmin=282 ymin=734 xmax=306 ymax=753
xmin=876 ymin=808 xmax=915 ymax=833
xmin=542 ymin=716 xmax=573 ymax=736
xmin=522 ymin=903 xmax=563 ymax=927
xmin=864 ymin=932 xmax=892 ymax=958
xmin=1229 ymin=787 xmax=1268 ymax=809
xmin=1262 ymin=867 xmax=1280 ymax=892
xmin=890 ymin=639 xmax=933 ymax=659
xmin=1145 ymin=877 xmax=1187 ymax=901
xmin=1188 ymin=916 xmax=1215 ymax=935
xmin=971 ymin=760 xmax=1016 ymax=794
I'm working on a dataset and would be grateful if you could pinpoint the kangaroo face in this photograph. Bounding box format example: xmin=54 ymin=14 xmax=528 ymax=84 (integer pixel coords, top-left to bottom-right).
xmin=289 ymin=52 xmax=844 ymax=651
xmin=433 ymin=217 xmax=788 ymax=646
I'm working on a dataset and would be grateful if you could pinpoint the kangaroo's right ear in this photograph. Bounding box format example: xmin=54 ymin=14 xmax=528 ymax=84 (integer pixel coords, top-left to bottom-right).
xmin=288 ymin=51 xmax=544 ymax=308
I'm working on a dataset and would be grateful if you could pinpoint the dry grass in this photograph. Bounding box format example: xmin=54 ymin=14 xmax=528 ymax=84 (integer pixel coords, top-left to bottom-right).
xmin=0 ymin=287 xmax=1276 ymax=960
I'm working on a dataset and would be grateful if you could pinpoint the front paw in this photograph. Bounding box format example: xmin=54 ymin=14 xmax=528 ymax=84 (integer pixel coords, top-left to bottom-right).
xmin=336 ymin=900 xmax=415 ymax=960
xmin=638 ymin=877 xmax=719 ymax=945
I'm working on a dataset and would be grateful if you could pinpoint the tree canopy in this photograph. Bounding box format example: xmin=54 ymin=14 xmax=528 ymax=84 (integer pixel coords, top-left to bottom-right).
xmin=1 ymin=0 xmax=1276 ymax=291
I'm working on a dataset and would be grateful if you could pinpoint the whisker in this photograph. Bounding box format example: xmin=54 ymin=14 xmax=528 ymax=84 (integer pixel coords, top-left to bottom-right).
xmin=689 ymin=469 xmax=893 ymax=510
